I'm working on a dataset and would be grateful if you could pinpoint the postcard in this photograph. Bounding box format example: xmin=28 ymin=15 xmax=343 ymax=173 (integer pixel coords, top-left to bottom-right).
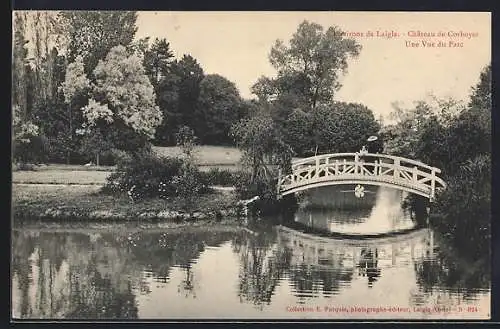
xmin=11 ymin=11 xmax=491 ymax=321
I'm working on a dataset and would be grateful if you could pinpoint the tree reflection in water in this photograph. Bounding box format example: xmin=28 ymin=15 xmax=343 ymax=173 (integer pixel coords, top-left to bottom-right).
xmin=232 ymin=224 xmax=292 ymax=309
xmin=177 ymin=264 xmax=196 ymax=299
xmin=358 ymin=248 xmax=381 ymax=288
xmin=412 ymin=231 xmax=490 ymax=305
xmin=11 ymin=223 xmax=490 ymax=319
xmin=11 ymin=228 xmax=236 ymax=319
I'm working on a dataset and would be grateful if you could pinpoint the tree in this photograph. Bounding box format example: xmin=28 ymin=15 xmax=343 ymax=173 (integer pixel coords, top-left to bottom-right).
xmin=196 ymin=74 xmax=243 ymax=145
xmin=58 ymin=11 xmax=138 ymax=77
xmin=25 ymin=11 xmax=60 ymax=106
xmin=85 ymin=45 xmax=162 ymax=153
xmin=469 ymin=64 xmax=491 ymax=111
xmin=12 ymin=12 xmax=29 ymax=117
xmin=282 ymin=109 xmax=313 ymax=156
xmin=307 ymin=102 xmax=380 ymax=155
xmin=173 ymin=55 xmax=205 ymax=128
xmin=231 ymin=111 xmax=292 ymax=189
xmin=60 ymin=55 xmax=91 ymax=163
xmin=12 ymin=12 xmax=42 ymax=163
xmin=154 ymin=55 xmax=204 ymax=145
xmin=143 ymin=38 xmax=175 ymax=87
xmin=257 ymin=20 xmax=361 ymax=110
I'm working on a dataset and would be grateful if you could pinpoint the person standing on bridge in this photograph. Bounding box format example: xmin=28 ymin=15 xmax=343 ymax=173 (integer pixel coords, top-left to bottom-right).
xmin=366 ymin=136 xmax=383 ymax=174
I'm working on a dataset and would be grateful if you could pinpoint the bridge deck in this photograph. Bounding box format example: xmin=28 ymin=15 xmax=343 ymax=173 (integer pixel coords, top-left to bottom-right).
xmin=278 ymin=153 xmax=446 ymax=201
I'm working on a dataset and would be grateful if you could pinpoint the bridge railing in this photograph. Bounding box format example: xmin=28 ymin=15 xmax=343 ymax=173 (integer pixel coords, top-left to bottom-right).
xmin=278 ymin=153 xmax=446 ymax=200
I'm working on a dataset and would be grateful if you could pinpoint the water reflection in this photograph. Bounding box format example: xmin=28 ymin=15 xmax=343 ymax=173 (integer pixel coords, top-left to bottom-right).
xmin=294 ymin=186 xmax=415 ymax=235
xmin=11 ymin=221 xmax=490 ymax=319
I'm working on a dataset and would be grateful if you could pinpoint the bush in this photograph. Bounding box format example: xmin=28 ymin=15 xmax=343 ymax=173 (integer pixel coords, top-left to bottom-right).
xmin=432 ymin=154 xmax=490 ymax=260
xmin=172 ymin=163 xmax=211 ymax=212
xmin=103 ymin=152 xmax=184 ymax=199
xmin=234 ymin=171 xmax=288 ymax=215
xmin=102 ymin=150 xmax=212 ymax=201
xmin=202 ymin=168 xmax=239 ymax=186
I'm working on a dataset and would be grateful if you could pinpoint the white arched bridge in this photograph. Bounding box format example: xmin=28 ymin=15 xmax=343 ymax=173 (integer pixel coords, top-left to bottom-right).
xmin=277 ymin=153 xmax=446 ymax=201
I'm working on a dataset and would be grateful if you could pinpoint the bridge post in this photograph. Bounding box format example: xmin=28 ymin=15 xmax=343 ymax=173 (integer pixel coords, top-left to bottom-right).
xmin=412 ymin=166 xmax=418 ymax=183
xmin=354 ymin=153 xmax=359 ymax=174
xmin=430 ymin=168 xmax=437 ymax=202
xmin=394 ymin=158 xmax=400 ymax=179
xmin=277 ymin=168 xmax=282 ymax=199
xmin=315 ymin=157 xmax=320 ymax=176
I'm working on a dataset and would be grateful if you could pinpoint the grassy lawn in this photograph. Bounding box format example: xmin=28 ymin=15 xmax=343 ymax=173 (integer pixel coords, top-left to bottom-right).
xmin=12 ymin=184 xmax=238 ymax=221
xmin=152 ymin=145 xmax=242 ymax=165
xmin=12 ymin=146 xmax=243 ymax=184
xmin=12 ymin=170 xmax=110 ymax=185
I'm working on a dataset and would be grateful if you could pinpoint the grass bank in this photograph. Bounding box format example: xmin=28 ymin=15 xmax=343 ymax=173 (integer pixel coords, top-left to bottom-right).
xmin=12 ymin=184 xmax=240 ymax=223
xmin=11 ymin=145 xmax=247 ymax=223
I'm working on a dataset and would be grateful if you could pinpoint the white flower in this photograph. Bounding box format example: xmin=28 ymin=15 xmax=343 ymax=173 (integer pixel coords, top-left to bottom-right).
xmin=354 ymin=184 xmax=365 ymax=198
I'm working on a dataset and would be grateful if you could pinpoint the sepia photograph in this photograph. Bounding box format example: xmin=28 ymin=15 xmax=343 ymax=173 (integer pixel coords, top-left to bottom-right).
xmin=11 ymin=11 xmax=491 ymax=320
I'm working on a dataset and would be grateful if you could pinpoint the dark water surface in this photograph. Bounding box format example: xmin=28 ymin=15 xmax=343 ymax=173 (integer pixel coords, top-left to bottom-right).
xmin=11 ymin=186 xmax=490 ymax=319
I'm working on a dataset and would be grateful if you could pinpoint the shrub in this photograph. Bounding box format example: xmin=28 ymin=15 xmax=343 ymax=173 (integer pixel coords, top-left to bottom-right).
xmin=234 ymin=171 xmax=287 ymax=215
xmin=172 ymin=163 xmax=211 ymax=212
xmin=102 ymin=152 xmax=184 ymax=199
xmin=432 ymin=154 xmax=490 ymax=260
xmin=202 ymin=168 xmax=239 ymax=186
xmin=102 ymin=150 xmax=212 ymax=202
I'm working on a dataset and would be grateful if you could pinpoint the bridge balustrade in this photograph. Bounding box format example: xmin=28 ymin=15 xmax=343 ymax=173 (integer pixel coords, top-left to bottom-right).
xmin=277 ymin=153 xmax=446 ymax=201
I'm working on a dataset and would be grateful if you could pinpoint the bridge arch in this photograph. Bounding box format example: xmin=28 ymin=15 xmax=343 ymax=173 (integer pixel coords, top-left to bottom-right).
xmin=277 ymin=153 xmax=446 ymax=201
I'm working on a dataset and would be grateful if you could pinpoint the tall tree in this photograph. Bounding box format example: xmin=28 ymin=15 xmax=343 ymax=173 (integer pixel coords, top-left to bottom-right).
xmin=155 ymin=55 xmax=204 ymax=145
xmin=87 ymin=45 xmax=162 ymax=152
xmin=60 ymin=55 xmax=91 ymax=163
xmin=12 ymin=12 xmax=29 ymax=117
xmin=143 ymin=38 xmax=175 ymax=87
xmin=26 ymin=11 xmax=59 ymax=105
xmin=469 ymin=64 xmax=491 ymax=111
xmin=59 ymin=11 xmax=138 ymax=77
xmin=196 ymin=74 xmax=243 ymax=145
xmin=310 ymin=102 xmax=380 ymax=154
xmin=255 ymin=20 xmax=361 ymax=111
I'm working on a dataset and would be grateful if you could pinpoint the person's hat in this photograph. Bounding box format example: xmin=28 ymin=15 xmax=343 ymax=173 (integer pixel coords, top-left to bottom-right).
xmin=367 ymin=136 xmax=378 ymax=142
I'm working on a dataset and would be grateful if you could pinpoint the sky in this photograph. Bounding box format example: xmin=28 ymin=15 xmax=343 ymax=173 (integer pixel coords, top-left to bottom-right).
xmin=135 ymin=11 xmax=491 ymax=120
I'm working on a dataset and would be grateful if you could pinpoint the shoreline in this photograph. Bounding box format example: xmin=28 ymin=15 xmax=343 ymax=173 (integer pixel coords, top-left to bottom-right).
xmin=12 ymin=183 xmax=241 ymax=224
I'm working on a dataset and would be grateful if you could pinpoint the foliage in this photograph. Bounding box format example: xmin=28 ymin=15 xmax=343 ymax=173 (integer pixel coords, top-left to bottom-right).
xmin=202 ymin=168 xmax=240 ymax=187
xmin=469 ymin=64 xmax=491 ymax=111
xmin=231 ymin=112 xmax=292 ymax=182
xmin=12 ymin=12 xmax=29 ymax=117
xmin=171 ymin=162 xmax=211 ymax=213
xmin=384 ymin=64 xmax=491 ymax=263
xmin=195 ymin=74 xmax=243 ymax=145
xmin=153 ymin=55 xmax=205 ymax=145
xmin=282 ymin=109 xmax=313 ymax=156
xmin=103 ymin=152 xmax=185 ymax=200
xmin=282 ymin=102 xmax=380 ymax=157
xmin=433 ymin=154 xmax=491 ymax=260
xmin=79 ymin=45 xmax=162 ymax=156
xmin=254 ymin=20 xmax=361 ymax=110
xmin=231 ymin=111 xmax=293 ymax=212
xmin=79 ymin=129 xmax=114 ymax=165
xmin=103 ymin=144 xmax=210 ymax=203
xmin=60 ymin=55 xmax=90 ymax=104
xmin=175 ymin=125 xmax=198 ymax=162
xmin=59 ymin=11 xmax=138 ymax=77
xmin=143 ymin=38 xmax=175 ymax=87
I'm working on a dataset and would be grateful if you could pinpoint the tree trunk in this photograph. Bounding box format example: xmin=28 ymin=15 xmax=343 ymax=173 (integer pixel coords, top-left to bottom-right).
xmin=96 ymin=153 xmax=100 ymax=167
xmin=67 ymin=101 xmax=72 ymax=165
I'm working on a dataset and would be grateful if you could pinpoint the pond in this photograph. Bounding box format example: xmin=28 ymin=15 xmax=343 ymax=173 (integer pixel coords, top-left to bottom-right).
xmin=11 ymin=186 xmax=490 ymax=320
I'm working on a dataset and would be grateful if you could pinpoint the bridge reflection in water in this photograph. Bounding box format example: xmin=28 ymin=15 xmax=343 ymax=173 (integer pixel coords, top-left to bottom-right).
xmin=293 ymin=185 xmax=416 ymax=235
xmin=276 ymin=225 xmax=434 ymax=294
